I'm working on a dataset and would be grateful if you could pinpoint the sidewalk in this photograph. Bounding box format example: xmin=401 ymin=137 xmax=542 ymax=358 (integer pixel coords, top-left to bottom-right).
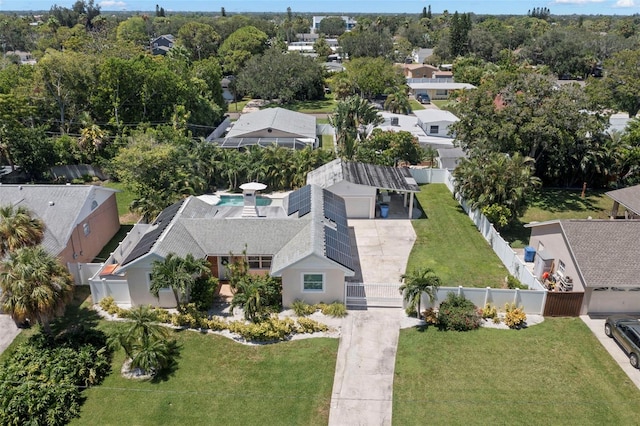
xmin=328 ymin=309 xmax=406 ymax=426
xmin=0 ymin=315 xmax=21 ymax=355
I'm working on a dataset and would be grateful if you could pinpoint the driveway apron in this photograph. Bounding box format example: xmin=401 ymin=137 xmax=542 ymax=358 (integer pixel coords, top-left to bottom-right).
xmin=329 ymin=309 xmax=402 ymax=426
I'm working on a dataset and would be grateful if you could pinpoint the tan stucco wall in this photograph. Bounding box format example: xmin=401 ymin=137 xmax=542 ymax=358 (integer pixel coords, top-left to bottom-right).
xmin=529 ymin=223 xmax=584 ymax=291
xmin=281 ymin=266 xmax=346 ymax=307
xmin=58 ymin=194 xmax=120 ymax=265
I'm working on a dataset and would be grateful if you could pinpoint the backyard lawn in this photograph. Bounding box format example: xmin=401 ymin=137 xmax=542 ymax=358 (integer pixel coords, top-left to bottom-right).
xmin=502 ymin=188 xmax=611 ymax=248
xmin=393 ymin=318 xmax=640 ymax=425
xmin=408 ymin=184 xmax=507 ymax=288
xmin=102 ymin=181 xmax=139 ymax=224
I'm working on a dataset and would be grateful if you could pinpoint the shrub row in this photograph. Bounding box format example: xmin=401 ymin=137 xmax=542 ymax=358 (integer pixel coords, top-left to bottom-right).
xmin=421 ymin=294 xmax=527 ymax=330
xmin=98 ymin=300 xmax=331 ymax=342
xmin=291 ymin=300 xmax=348 ymax=318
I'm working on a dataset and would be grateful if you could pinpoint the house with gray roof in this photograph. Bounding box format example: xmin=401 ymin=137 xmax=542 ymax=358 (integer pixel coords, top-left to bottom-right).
xmin=89 ymin=184 xmax=355 ymax=308
xmin=525 ymin=219 xmax=640 ymax=315
xmin=306 ymin=159 xmax=421 ymax=219
xmin=212 ymin=107 xmax=318 ymax=150
xmin=0 ymin=184 xmax=120 ymax=271
xmin=407 ymin=78 xmax=476 ymax=101
xmin=606 ymin=184 xmax=640 ymax=219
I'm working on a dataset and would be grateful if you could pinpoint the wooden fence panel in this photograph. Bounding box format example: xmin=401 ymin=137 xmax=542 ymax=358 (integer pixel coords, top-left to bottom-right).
xmin=543 ymin=292 xmax=584 ymax=316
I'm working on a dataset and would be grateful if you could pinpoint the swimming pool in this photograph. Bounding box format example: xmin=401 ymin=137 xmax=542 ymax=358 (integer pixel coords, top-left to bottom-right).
xmin=217 ymin=195 xmax=273 ymax=207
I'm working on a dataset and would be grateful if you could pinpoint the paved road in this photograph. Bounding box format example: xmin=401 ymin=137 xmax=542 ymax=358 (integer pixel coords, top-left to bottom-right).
xmin=0 ymin=315 xmax=21 ymax=355
xmin=329 ymin=309 xmax=404 ymax=426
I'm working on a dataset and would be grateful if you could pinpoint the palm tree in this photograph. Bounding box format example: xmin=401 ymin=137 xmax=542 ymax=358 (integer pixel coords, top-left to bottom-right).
xmin=330 ymin=95 xmax=383 ymax=160
xmin=384 ymin=88 xmax=411 ymax=115
xmin=110 ymin=305 xmax=174 ymax=376
xmin=400 ymin=267 xmax=441 ymax=318
xmin=0 ymin=205 xmax=45 ymax=257
xmin=150 ymin=253 xmax=210 ymax=311
xmin=0 ymin=246 xmax=74 ymax=334
xmin=230 ymin=279 xmax=264 ymax=322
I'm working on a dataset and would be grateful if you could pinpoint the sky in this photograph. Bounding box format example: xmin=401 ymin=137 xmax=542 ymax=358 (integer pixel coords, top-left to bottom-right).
xmin=0 ymin=0 xmax=639 ymax=15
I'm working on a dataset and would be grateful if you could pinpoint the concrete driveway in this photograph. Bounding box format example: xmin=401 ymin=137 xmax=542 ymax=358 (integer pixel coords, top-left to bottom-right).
xmin=348 ymin=219 xmax=416 ymax=284
xmin=581 ymin=316 xmax=640 ymax=389
xmin=0 ymin=314 xmax=21 ymax=355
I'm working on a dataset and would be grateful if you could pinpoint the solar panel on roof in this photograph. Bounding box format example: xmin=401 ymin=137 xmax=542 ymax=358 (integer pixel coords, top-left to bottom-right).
xmin=322 ymin=190 xmax=353 ymax=270
xmin=121 ymin=199 xmax=185 ymax=266
xmin=287 ymin=185 xmax=311 ymax=217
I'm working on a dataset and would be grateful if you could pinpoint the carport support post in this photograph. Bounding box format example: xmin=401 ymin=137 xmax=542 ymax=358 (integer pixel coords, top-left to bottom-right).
xmin=410 ymin=193 xmax=415 ymax=219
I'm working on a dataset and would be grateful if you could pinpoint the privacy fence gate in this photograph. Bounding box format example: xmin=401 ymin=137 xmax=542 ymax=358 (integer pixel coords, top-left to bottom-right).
xmin=345 ymin=283 xmax=404 ymax=309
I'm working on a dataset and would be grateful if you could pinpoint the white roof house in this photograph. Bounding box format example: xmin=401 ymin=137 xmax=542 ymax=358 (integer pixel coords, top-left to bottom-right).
xmin=407 ymin=79 xmax=476 ymax=100
xmin=90 ymin=185 xmax=355 ymax=308
xmin=371 ymin=112 xmax=456 ymax=150
xmin=413 ymin=109 xmax=459 ymax=139
xmin=214 ymin=108 xmax=318 ymax=150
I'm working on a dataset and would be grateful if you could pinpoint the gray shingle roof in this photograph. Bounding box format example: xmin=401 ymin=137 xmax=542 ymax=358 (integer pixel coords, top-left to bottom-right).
xmin=0 ymin=184 xmax=116 ymax=257
xmin=116 ymin=185 xmax=355 ymax=276
xmin=560 ymin=220 xmax=640 ymax=288
xmin=226 ymin=108 xmax=316 ymax=140
xmin=306 ymin=159 xmax=420 ymax=192
xmin=606 ymin=185 xmax=640 ymax=216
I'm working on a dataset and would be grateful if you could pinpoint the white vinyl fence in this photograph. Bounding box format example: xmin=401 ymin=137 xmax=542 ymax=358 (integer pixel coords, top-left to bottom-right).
xmin=418 ymin=286 xmax=547 ymax=315
xmin=408 ymin=168 xmax=546 ymax=313
xmin=67 ymin=262 xmax=104 ymax=285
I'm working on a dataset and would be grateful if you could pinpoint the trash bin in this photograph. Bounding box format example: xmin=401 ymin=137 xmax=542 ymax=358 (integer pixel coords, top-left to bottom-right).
xmin=380 ymin=203 xmax=389 ymax=218
xmin=524 ymin=246 xmax=536 ymax=262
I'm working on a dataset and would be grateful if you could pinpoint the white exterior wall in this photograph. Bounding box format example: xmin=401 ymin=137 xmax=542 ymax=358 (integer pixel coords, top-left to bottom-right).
xmin=280 ymin=255 xmax=347 ymax=306
xmin=420 ymin=120 xmax=455 ymax=137
xmin=328 ymin=180 xmax=377 ymax=218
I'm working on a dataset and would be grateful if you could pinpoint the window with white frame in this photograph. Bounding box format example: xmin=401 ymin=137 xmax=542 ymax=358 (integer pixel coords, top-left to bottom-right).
xmin=429 ymin=125 xmax=439 ymax=134
xmin=247 ymin=256 xmax=272 ymax=269
xmin=303 ymin=273 xmax=324 ymax=292
xmin=83 ymin=222 xmax=91 ymax=236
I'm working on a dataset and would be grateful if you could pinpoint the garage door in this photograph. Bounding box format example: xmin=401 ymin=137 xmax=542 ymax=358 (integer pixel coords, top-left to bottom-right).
xmin=344 ymin=197 xmax=372 ymax=219
xmin=588 ymin=287 xmax=640 ymax=314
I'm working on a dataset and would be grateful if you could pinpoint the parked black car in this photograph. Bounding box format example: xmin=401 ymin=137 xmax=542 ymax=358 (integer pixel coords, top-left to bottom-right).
xmin=605 ymin=315 xmax=640 ymax=368
xmin=416 ymin=93 xmax=431 ymax=104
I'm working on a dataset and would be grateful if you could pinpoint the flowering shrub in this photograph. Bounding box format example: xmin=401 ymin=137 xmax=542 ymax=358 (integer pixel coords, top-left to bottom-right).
xmin=481 ymin=303 xmax=497 ymax=319
xmin=320 ymin=302 xmax=348 ymax=318
xmin=504 ymin=303 xmax=527 ymax=329
xmin=291 ymin=300 xmax=317 ymax=316
xmin=98 ymin=296 xmax=126 ymax=317
xmin=296 ymin=317 xmax=329 ymax=333
xmin=437 ymin=293 xmax=481 ymax=331
xmin=422 ymin=307 xmax=438 ymax=325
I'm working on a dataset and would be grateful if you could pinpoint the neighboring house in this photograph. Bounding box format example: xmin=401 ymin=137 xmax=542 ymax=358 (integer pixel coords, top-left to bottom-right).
xmin=525 ymin=219 xmax=640 ymax=315
xmin=4 ymin=50 xmax=36 ymax=65
xmin=608 ymin=112 xmax=633 ymax=135
xmin=413 ymin=109 xmax=459 ymax=138
xmin=396 ymin=63 xmax=439 ymax=79
xmin=89 ymin=184 xmax=355 ymax=308
xmin=372 ymin=112 xmax=454 ymax=150
xmin=311 ymin=16 xmax=357 ymax=34
xmin=412 ymin=48 xmax=434 ymax=64
xmin=150 ymin=34 xmax=175 ymax=55
xmin=437 ymin=147 xmax=467 ymax=170
xmin=212 ymin=107 xmax=318 ymax=149
xmin=606 ymin=184 xmax=640 ymax=219
xmin=0 ymin=184 xmax=120 ymax=267
xmin=306 ymin=159 xmax=420 ymax=219
xmin=407 ymin=78 xmax=476 ymax=101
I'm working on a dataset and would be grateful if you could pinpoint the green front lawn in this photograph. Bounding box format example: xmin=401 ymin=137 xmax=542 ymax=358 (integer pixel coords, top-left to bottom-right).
xmin=270 ymin=95 xmax=337 ymax=114
xmin=502 ymin=188 xmax=611 ymax=248
xmin=73 ymin=328 xmax=337 ymax=426
xmin=409 ymin=184 xmax=507 ymax=288
xmin=394 ymin=318 xmax=640 ymax=424
xmin=409 ymin=100 xmax=425 ymax=111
